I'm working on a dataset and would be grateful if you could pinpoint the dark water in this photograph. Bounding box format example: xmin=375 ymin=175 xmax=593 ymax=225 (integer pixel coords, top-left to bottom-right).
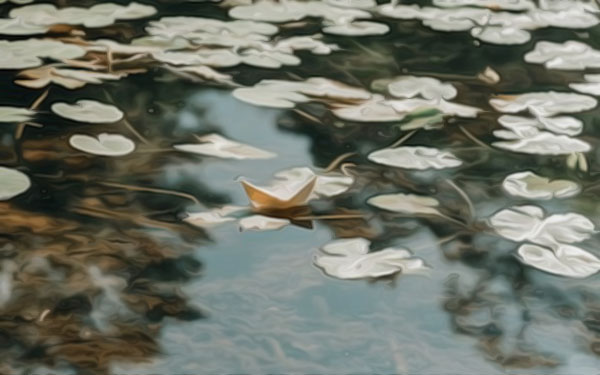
xmin=1 ymin=0 xmax=600 ymax=374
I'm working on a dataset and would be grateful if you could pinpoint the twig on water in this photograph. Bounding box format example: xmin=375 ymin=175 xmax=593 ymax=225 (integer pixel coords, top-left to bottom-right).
xmin=445 ymin=179 xmax=476 ymax=221
xmin=458 ymin=125 xmax=493 ymax=150
xmin=389 ymin=130 xmax=417 ymax=148
xmin=324 ymin=152 xmax=357 ymax=172
xmin=16 ymin=89 xmax=49 ymax=139
xmin=97 ymin=181 xmax=201 ymax=205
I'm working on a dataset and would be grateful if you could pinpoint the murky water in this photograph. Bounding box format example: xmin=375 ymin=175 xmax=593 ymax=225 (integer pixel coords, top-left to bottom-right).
xmin=1 ymin=0 xmax=600 ymax=374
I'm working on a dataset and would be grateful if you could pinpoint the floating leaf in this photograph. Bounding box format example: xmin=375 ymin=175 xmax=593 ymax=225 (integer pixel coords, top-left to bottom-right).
xmin=378 ymin=3 xmax=598 ymax=45
xmin=0 ymin=167 xmax=31 ymax=200
xmin=239 ymin=215 xmax=290 ymax=231
xmin=6 ymin=3 xmax=156 ymax=30
xmin=233 ymin=78 xmax=371 ymax=109
xmin=570 ymin=74 xmax=600 ymax=96
xmin=493 ymin=130 xmax=590 ymax=155
xmin=489 ymin=92 xmax=597 ymax=117
xmin=497 ymin=115 xmax=582 ymax=137
xmin=368 ymin=146 xmax=462 ymax=170
xmin=502 ymin=171 xmax=580 ymax=200
xmin=323 ymin=21 xmax=389 ymax=36
xmin=525 ymin=40 xmax=600 ymax=70
xmin=0 ymin=39 xmax=86 ymax=69
xmin=184 ymin=206 xmax=246 ymax=228
xmin=517 ymin=243 xmax=600 ymax=278
xmin=69 ymin=133 xmax=135 ymax=157
xmin=16 ymin=66 xmax=128 ymax=90
xmin=314 ymin=237 xmax=428 ymax=280
xmin=387 ymin=76 xmax=457 ymax=100
xmin=0 ymin=106 xmax=34 ymax=123
xmin=52 ymin=100 xmax=124 ymax=124
xmin=368 ymin=193 xmax=441 ymax=216
xmin=174 ymin=134 xmax=276 ymax=160
xmin=489 ymin=205 xmax=595 ymax=247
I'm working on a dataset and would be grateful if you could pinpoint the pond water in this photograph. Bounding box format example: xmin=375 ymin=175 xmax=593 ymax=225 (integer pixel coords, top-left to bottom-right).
xmin=1 ymin=0 xmax=600 ymax=374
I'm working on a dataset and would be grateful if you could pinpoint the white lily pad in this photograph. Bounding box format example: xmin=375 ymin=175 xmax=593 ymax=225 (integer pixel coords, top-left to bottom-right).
xmin=493 ymin=130 xmax=590 ymax=155
xmin=174 ymin=134 xmax=275 ymax=160
xmin=0 ymin=39 xmax=86 ymax=69
xmin=323 ymin=21 xmax=389 ymax=36
xmin=471 ymin=26 xmax=531 ymax=45
xmin=497 ymin=115 xmax=583 ymax=136
xmin=16 ymin=66 xmax=127 ymax=90
xmin=525 ymin=40 xmax=600 ymax=70
xmin=184 ymin=205 xmax=246 ymax=228
xmin=239 ymin=215 xmax=290 ymax=231
xmin=0 ymin=106 xmax=34 ymax=123
xmin=368 ymin=146 xmax=462 ymax=170
xmin=69 ymin=133 xmax=135 ymax=157
xmin=433 ymin=0 xmax=535 ymax=11
xmin=52 ymin=100 xmax=124 ymax=124
xmin=8 ymin=3 xmax=156 ymax=29
xmin=332 ymin=95 xmax=407 ymax=122
xmin=490 ymin=92 xmax=597 ymax=117
xmin=502 ymin=171 xmax=580 ymax=200
xmin=570 ymin=74 xmax=600 ymax=96
xmin=0 ymin=167 xmax=31 ymax=200
xmin=387 ymin=76 xmax=457 ymax=100
xmin=517 ymin=243 xmax=600 ymax=278
xmin=368 ymin=193 xmax=441 ymax=215
xmin=233 ymin=78 xmax=371 ymax=109
xmin=314 ymin=237 xmax=427 ymax=280
xmin=489 ymin=205 xmax=595 ymax=247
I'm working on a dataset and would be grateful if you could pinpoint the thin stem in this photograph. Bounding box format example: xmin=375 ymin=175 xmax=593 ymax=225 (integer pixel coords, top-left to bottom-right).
xmin=324 ymin=152 xmax=357 ymax=172
xmin=459 ymin=125 xmax=493 ymax=150
xmin=103 ymin=89 xmax=150 ymax=144
xmin=16 ymin=89 xmax=49 ymax=139
xmin=97 ymin=181 xmax=201 ymax=205
xmin=435 ymin=212 xmax=470 ymax=229
xmin=292 ymin=108 xmax=322 ymax=124
xmin=445 ymin=179 xmax=475 ymax=221
xmin=389 ymin=130 xmax=417 ymax=148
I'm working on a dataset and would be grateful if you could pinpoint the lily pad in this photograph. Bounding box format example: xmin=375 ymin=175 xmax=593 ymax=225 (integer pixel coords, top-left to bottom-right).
xmin=570 ymin=74 xmax=600 ymax=96
xmin=493 ymin=130 xmax=590 ymax=155
xmin=368 ymin=146 xmax=462 ymax=170
xmin=314 ymin=237 xmax=427 ymax=280
xmin=517 ymin=243 xmax=600 ymax=278
xmin=8 ymin=3 xmax=156 ymax=29
xmin=0 ymin=167 xmax=31 ymax=200
xmin=0 ymin=106 xmax=34 ymax=123
xmin=502 ymin=171 xmax=580 ymax=200
xmin=69 ymin=133 xmax=136 ymax=157
xmin=368 ymin=193 xmax=441 ymax=216
xmin=525 ymin=40 xmax=600 ymax=70
xmin=0 ymin=39 xmax=86 ymax=70
xmin=184 ymin=206 xmax=246 ymax=228
xmin=239 ymin=215 xmax=291 ymax=231
xmin=490 ymin=92 xmax=597 ymax=117
xmin=16 ymin=66 xmax=127 ymax=90
xmin=387 ymin=76 xmax=457 ymax=100
xmin=52 ymin=100 xmax=124 ymax=124
xmin=174 ymin=134 xmax=276 ymax=160
xmin=489 ymin=205 xmax=595 ymax=247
